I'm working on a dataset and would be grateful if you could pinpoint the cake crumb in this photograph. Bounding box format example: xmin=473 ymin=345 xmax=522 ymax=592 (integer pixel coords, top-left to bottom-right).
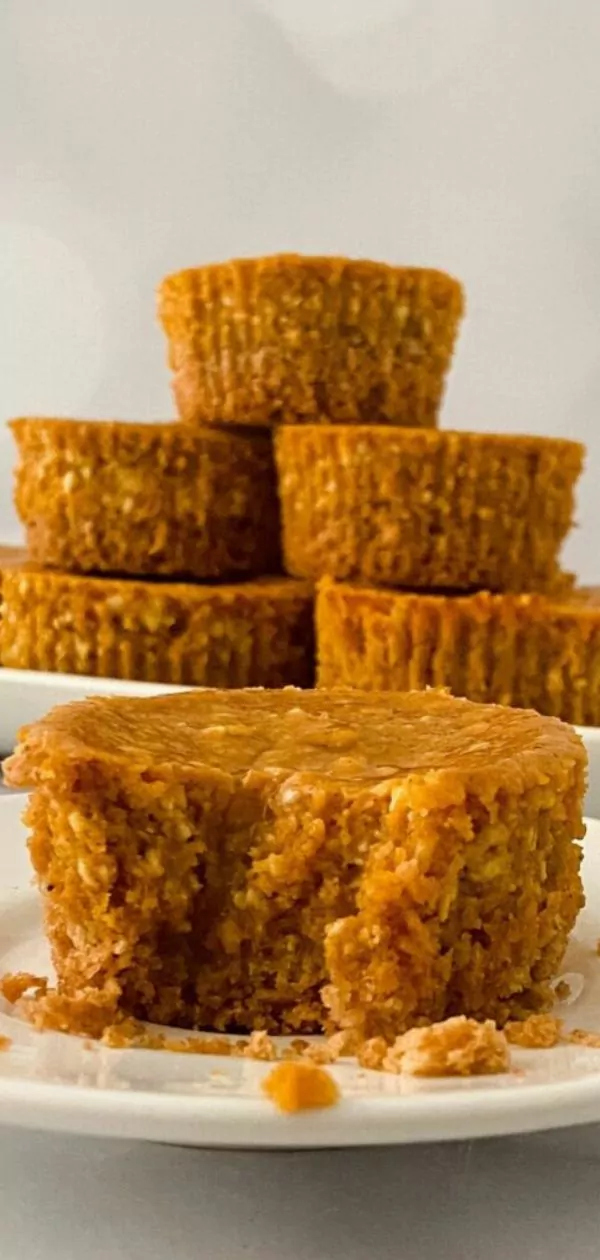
xmin=554 ymin=980 xmax=571 ymax=1002
xmin=326 ymin=1029 xmax=360 ymax=1059
xmin=300 ymin=1042 xmax=337 ymax=1065
xmin=381 ymin=1017 xmax=511 ymax=1077
xmin=595 ymin=940 xmax=600 ymax=957
xmin=18 ymin=986 xmax=120 ymax=1040
xmin=0 ymin=972 xmax=48 ymax=1004
xmin=568 ymin=1028 xmax=600 ymax=1049
xmin=0 ymin=1035 xmax=11 ymax=1051
xmin=505 ymin=1014 xmax=564 ymax=1049
xmin=241 ymin=1030 xmax=276 ymax=1061
xmin=262 ymin=1061 xmax=340 ymax=1113
xmin=100 ymin=1018 xmax=148 ymax=1048
xmin=357 ymin=1037 xmax=389 ymax=1071
xmin=164 ymin=1035 xmax=234 ymax=1057
xmin=282 ymin=1038 xmax=310 ymax=1060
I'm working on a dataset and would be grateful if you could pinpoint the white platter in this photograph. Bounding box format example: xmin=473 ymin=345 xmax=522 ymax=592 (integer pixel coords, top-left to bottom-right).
xmin=0 ymin=668 xmax=188 ymax=753
xmin=1 ymin=795 xmax=600 ymax=1148
xmin=582 ymin=725 xmax=600 ymax=817
xmin=0 ymin=667 xmax=599 ymax=816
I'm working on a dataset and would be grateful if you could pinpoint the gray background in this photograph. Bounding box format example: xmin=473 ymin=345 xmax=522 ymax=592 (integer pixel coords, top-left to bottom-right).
xmin=3 ymin=3 xmax=600 ymax=1253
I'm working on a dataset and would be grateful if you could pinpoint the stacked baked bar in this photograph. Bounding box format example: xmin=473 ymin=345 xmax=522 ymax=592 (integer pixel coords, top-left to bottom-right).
xmin=6 ymin=252 xmax=596 ymax=718
xmin=168 ymin=259 xmax=597 ymax=725
xmin=4 ymin=417 xmax=313 ymax=687
xmin=308 ymin=430 xmax=600 ymax=723
xmin=4 ymin=254 xmax=464 ymax=691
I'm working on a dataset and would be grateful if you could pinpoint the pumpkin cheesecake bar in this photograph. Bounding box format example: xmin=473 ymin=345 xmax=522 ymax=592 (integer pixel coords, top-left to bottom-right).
xmin=4 ymin=688 xmax=586 ymax=1040
xmin=317 ymin=580 xmax=600 ymax=725
xmin=157 ymin=254 xmax=464 ymax=428
xmin=0 ymin=562 xmax=314 ymax=688
xmin=275 ymin=426 xmax=584 ymax=592
xmin=10 ymin=417 xmax=280 ymax=579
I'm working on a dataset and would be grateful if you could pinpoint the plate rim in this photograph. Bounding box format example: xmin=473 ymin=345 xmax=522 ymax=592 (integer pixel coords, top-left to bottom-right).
xmin=0 ymin=666 xmax=599 ymax=742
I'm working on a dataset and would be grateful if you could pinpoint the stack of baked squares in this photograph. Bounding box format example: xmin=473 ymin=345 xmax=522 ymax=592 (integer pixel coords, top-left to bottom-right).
xmin=3 ymin=253 xmax=599 ymax=719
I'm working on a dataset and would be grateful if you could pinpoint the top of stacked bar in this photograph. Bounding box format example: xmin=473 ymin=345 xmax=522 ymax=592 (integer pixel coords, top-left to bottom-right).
xmin=157 ymin=254 xmax=464 ymax=428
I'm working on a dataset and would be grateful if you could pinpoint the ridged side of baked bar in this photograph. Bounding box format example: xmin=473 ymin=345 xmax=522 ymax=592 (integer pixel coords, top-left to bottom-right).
xmin=10 ymin=417 xmax=281 ymax=578
xmin=158 ymin=256 xmax=464 ymax=427
xmin=316 ymin=581 xmax=600 ymax=725
xmin=276 ymin=427 xmax=584 ymax=592
xmin=0 ymin=569 xmax=314 ymax=688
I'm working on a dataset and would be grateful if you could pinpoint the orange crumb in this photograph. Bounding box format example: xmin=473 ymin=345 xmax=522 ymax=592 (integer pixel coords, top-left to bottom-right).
xmin=241 ymin=1030 xmax=276 ymax=1061
xmin=19 ymin=992 xmax=117 ymax=1039
xmin=554 ymin=980 xmax=571 ymax=1002
xmin=262 ymin=1061 xmax=340 ymax=1113
xmin=505 ymin=1015 xmax=564 ymax=1049
xmin=100 ymin=1022 xmax=248 ymax=1057
xmin=326 ymin=1029 xmax=360 ymax=1059
xmin=568 ymin=1028 xmax=600 ymax=1049
xmin=102 ymin=1023 xmax=270 ymax=1059
xmin=300 ymin=1042 xmax=337 ymax=1065
xmin=382 ymin=1017 xmax=511 ymax=1077
xmin=357 ymin=1037 xmax=389 ymax=1071
xmin=0 ymin=972 xmax=48 ymax=1004
xmin=14 ymin=982 xmax=119 ymax=1039
xmin=165 ymin=1035 xmax=233 ymax=1056
xmin=100 ymin=1018 xmax=148 ymax=1048
xmin=0 ymin=1035 xmax=11 ymax=1051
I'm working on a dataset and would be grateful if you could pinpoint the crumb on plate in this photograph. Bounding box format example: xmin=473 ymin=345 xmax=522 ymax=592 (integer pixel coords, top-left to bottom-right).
xmin=0 ymin=1035 xmax=11 ymax=1051
xmin=359 ymin=1016 xmax=511 ymax=1077
xmin=357 ymin=1037 xmax=389 ymax=1071
xmin=262 ymin=1060 xmax=340 ymax=1113
xmin=0 ymin=972 xmax=48 ymax=1004
xmin=505 ymin=1014 xmax=564 ymax=1048
xmin=554 ymin=979 xmax=571 ymax=1001
xmin=241 ymin=1030 xmax=276 ymax=1060
xmin=568 ymin=1028 xmax=600 ymax=1049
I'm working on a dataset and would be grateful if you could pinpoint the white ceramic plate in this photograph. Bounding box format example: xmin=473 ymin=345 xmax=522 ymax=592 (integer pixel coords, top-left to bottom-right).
xmin=1 ymin=796 xmax=600 ymax=1148
xmin=0 ymin=667 xmax=189 ymax=756
xmin=1 ymin=667 xmax=600 ymax=816
xmin=582 ymin=726 xmax=600 ymax=818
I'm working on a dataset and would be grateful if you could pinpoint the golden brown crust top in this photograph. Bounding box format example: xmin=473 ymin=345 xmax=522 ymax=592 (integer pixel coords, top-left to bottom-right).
xmin=158 ymin=253 xmax=463 ymax=296
xmin=319 ymin=578 xmax=600 ymax=618
xmin=1 ymin=563 xmax=308 ymax=601
xmin=9 ymin=416 xmax=269 ymax=449
xmin=277 ymin=424 xmax=585 ymax=459
xmin=5 ymin=687 xmax=585 ymax=791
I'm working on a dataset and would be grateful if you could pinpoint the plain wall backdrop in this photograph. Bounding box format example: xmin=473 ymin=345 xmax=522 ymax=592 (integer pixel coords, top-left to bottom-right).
xmin=2 ymin=0 xmax=599 ymax=579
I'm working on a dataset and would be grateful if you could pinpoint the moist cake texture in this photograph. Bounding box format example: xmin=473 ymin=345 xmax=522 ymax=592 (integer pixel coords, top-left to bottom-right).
xmin=4 ymin=688 xmax=586 ymax=1040
xmin=275 ymin=426 xmax=584 ymax=592
xmin=0 ymin=562 xmax=314 ymax=688
xmin=157 ymin=254 xmax=464 ymax=428
xmin=317 ymin=581 xmax=600 ymax=726
xmin=10 ymin=416 xmax=280 ymax=579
